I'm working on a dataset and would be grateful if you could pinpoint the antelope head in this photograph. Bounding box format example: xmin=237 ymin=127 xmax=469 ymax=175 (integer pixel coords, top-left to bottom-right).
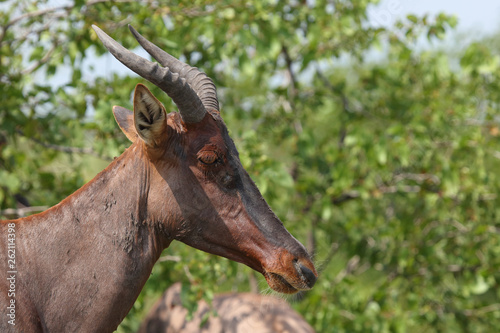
xmin=93 ymin=25 xmax=317 ymax=293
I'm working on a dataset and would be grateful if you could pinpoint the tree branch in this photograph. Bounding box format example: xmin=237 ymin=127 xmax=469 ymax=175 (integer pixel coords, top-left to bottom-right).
xmin=315 ymin=67 xmax=351 ymax=148
xmin=281 ymin=45 xmax=298 ymax=97
xmin=464 ymin=303 xmax=500 ymax=317
xmin=21 ymin=42 xmax=59 ymax=75
xmin=0 ymin=0 xmax=141 ymax=44
xmin=158 ymin=255 xmax=181 ymax=262
xmin=6 ymin=5 xmax=72 ymax=28
xmin=1 ymin=206 xmax=48 ymax=219
xmin=315 ymin=67 xmax=350 ymax=113
xmin=331 ymin=172 xmax=445 ymax=206
xmin=393 ymin=172 xmax=440 ymax=184
xmin=16 ymin=130 xmax=111 ymax=161
xmin=281 ymin=45 xmax=303 ymax=135
xmin=332 ymin=191 xmax=361 ymax=205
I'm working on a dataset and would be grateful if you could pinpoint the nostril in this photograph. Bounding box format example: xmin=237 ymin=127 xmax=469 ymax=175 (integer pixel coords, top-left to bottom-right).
xmin=298 ymin=264 xmax=317 ymax=288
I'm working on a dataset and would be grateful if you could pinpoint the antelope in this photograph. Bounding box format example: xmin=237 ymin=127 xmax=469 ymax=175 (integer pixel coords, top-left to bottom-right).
xmin=138 ymin=283 xmax=315 ymax=333
xmin=0 ymin=25 xmax=317 ymax=332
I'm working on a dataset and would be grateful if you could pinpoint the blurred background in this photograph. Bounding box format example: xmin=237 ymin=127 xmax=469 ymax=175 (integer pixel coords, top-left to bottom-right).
xmin=2 ymin=0 xmax=500 ymax=331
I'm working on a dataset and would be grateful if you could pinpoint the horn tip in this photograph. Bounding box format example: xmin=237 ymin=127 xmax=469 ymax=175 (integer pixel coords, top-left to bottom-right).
xmin=128 ymin=24 xmax=139 ymax=35
xmin=92 ymin=24 xmax=109 ymax=43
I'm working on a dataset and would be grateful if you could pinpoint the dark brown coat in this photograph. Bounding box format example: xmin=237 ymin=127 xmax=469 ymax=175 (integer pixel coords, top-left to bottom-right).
xmin=0 ymin=26 xmax=316 ymax=332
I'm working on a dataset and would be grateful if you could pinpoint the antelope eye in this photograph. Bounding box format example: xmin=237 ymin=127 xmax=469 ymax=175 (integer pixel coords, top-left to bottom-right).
xmin=198 ymin=150 xmax=219 ymax=165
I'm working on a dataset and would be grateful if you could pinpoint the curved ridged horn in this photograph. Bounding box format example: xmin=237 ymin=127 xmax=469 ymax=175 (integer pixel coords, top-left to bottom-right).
xmin=92 ymin=25 xmax=215 ymax=123
xmin=128 ymin=25 xmax=219 ymax=114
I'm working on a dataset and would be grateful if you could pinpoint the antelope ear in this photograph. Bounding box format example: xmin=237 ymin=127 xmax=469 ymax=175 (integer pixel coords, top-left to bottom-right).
xmin=133 ymin=83 xmax=167 ymax=146
xmin=112 ymin=105 xmax=138 ymax=142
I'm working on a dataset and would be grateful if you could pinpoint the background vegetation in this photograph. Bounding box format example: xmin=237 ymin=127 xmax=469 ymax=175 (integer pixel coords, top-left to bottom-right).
xmin=2 ymin=0 xmax=500 ymax=331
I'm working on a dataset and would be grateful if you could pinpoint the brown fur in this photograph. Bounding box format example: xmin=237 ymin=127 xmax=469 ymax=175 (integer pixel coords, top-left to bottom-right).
xmin=0 ymin=84 xmax=316 ymax=332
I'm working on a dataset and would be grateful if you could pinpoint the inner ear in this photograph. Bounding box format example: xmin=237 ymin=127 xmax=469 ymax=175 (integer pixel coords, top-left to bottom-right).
xmin=133 ymin=83 xmax=167 ymax=146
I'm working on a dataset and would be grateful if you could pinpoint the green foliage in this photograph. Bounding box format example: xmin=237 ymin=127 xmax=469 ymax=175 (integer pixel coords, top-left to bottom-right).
xmin=2 ymin=1 xmax=500 ymax=332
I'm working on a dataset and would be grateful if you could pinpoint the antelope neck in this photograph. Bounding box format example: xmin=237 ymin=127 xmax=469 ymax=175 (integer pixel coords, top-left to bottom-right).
xmin=12 ymin=143 xmax=167 ymax=332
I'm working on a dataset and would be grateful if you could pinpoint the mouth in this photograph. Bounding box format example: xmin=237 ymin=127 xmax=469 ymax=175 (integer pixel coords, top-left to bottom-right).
xmin=263 ymin=264 xmax=318 ymax=294
xmin=264 ymin=272 xmax=300 ymax=294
